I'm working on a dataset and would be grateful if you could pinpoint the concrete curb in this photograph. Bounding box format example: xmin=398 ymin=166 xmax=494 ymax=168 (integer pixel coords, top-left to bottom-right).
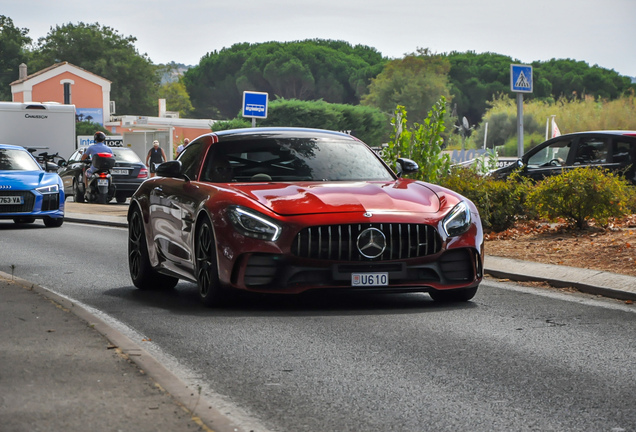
xmin=484 ymin=256 xmax=636 ymax=301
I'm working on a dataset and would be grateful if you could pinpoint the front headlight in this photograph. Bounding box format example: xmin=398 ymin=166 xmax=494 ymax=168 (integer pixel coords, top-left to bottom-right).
xmin=443 ymin=201 xmax=471 ymax=237
xmin=227 ymin=206 xmax=281 ymax=241
xmin=36 ymin=184 xmax=59 ymax=194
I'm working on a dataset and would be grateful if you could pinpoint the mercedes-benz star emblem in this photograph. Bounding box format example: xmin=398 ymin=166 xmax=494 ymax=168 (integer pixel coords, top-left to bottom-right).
xmin=356 ymin=227 xmax=387 ymax=259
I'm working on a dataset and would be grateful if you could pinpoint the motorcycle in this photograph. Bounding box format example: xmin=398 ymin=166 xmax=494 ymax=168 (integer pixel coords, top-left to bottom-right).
xmin=78 ymin=152 xmax=117 ymax=204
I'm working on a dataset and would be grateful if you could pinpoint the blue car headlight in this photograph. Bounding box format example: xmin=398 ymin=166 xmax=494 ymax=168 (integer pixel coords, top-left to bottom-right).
xmin=443 ymin=201 xmax=472 ymax=237
xmin=36 ymin=184 xmax=59 ymax=194
xmin=227 ymin=206 xmax=281 ymax=241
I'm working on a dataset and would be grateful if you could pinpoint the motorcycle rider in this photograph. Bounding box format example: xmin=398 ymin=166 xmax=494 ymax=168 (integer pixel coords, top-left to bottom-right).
xmin=81 ymin=131 xmax=113 ymax=190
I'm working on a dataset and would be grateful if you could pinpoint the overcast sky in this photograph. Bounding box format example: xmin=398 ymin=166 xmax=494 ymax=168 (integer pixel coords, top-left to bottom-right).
xmin=4 ymin=0 xmax=635 ymax=77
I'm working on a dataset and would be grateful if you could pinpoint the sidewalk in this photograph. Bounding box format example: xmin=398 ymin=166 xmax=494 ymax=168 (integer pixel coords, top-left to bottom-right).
xmin=2 ymin=201 xmax=635 ymax=431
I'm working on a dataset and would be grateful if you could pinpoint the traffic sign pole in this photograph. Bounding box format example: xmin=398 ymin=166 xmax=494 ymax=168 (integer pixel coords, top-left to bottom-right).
xmin=517 ymin=93 xmax=524 ymax=158
xmin=510 ymin=64 xmax=533 ymax=158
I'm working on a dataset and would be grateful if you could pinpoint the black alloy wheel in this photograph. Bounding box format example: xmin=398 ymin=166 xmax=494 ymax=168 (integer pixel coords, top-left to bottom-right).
xmin=128 ymin=207 xmax=178 ymax=290
xmin=195 ymin=217 xmax=224 ymax=307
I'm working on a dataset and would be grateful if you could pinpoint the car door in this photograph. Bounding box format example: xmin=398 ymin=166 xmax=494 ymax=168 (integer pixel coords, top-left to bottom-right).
xmin=608 ymin=136 xmax=636 ymax=184
xmin=59 ymin=150 xmax=84 ymax=195
xmin=148 ymin=140 xmax=208 ymax=275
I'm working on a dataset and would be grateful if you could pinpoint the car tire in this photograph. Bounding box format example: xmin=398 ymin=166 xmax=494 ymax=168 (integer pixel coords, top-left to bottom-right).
xmin=128 ymin=206 xmax=178 ymax=290
xmin=43 ymin=216 xmax=64 ymax=228
xmin=116 ymin=193 xmax=127 ymax=204
xmin=73 ymin=180 xmax=85 ymax=203
xmin=195 ymin=217 xmax=227 ymax=307
xmin=13 ymin=217 xmax=35 ymax=224
xmin=429 ymin=287 xmax=478 ymax=302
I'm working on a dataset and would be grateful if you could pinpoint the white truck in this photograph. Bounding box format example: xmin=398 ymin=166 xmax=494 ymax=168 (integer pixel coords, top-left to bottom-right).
xmin=0 ymin=102 xmax=76 ymax=160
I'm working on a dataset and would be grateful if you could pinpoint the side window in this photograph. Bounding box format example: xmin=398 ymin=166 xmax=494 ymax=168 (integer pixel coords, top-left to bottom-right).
xmin=574 ymin=138 xmax=608 ymax=164
xmin=178 ymin=141 xmax=205 ymax=179
xmin=69 ymin=150 xmax=82 ymax=162
xmin=527 ymin=138 xmax=574 ymax=167
xmin=201 ymin=147 xmax=234 ymax=183
xmin=611 ymin=140 xmax=633 ymax=164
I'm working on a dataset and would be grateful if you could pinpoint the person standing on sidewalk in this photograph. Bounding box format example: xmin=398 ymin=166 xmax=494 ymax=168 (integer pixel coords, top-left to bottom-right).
xmin=146 ymin=140 xmax=167 ymax=178
xmin=176 ymin=138 xmax=189 ymax=157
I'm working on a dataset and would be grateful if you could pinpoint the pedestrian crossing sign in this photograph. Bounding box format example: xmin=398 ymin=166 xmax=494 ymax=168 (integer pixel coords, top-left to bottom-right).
xmin=511 ymin=64 xmax=533 ymax=93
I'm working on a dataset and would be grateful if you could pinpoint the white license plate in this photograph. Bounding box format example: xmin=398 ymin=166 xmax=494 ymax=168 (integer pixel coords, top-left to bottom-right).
xmin=352 ymin=272 xmax=388 ymax=287
xmin=97 ymin=179 xmax=109 ymax=187
xmin=111 ymin=169 xmax=128 ymax=175
xmin=0 ymin=195 xmax=23 ymax=205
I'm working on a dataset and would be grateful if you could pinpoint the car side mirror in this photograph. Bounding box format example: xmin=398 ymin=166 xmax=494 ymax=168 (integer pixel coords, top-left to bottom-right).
xmin=396 ymin=158 xmax=419 ymax=177
xmin=156 ymin=160 xmax=187 ymax=179
xmin=45 ymin=161 xmax=59 ymax=172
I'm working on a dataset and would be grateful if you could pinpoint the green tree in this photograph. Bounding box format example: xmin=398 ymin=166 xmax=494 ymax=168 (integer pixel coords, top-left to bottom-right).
xmin=261 ymin=99 xmax=390 ymax=145
xmin=362 ymin=49 xmax=451 ymax=125
xmin=533 ymin=58 xmax=634 ymax=100
xmin=183 ymin=39 xmax=386 ymax=119
xmin=0 ymin=16 xmax=32 ymax=101
xmin=29 ymin=22 xmax=159 ymax=115
xmin=76 ymin=120 xmax=109 ymax=137
xmin=446 ymin=51 xmax=517 ymax=126
xmin=158 ymin=80 xmax=194 ymax=118
xmin=210 ymin=99 xmax=390 ymax=145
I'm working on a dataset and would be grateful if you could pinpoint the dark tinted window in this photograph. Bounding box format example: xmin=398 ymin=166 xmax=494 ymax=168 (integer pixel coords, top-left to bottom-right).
xmin=611 ymin=140 xmax=634 ymax=164
xmin=202 ymin=138 xmax=394 ymax=182
xmin=574 ymin=137 xmax=608 ymax=164
xmin=178 ymin=140 xmax=205 ymax=179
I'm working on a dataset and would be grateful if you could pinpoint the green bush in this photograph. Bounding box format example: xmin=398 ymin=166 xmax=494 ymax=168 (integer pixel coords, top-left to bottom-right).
xmin=526 ymin=167 xmax=632 ymax=229
xmin=384 ymin=99 xmax=451 ymax=183
xmin=441 ymin=168 xmax=530 ymax=232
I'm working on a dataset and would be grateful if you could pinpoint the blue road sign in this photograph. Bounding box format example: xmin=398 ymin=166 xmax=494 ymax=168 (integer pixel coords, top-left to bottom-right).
xmin=510 ymin=64 xmax=533 ymax=93
xmin=242 ymin=91 xmax=268 ymax=118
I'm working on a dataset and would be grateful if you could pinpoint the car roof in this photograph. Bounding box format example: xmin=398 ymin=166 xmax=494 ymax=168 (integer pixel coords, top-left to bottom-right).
xmin=0 ymin=144 xmax=29 ymax=151
xmin=556 ymin=130 xmax=636 ymax=137
xmin=209 ymin=127 xmax=360 ymax=142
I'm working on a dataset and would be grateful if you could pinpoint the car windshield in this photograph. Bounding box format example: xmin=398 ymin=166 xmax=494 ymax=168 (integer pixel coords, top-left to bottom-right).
xmin=111 ymin=148 xmax=142 ymax=163
xmin=201 ymin=138 xmax=394 ymax=182
xmin=0 ymin=148 xmax=41 ymax=171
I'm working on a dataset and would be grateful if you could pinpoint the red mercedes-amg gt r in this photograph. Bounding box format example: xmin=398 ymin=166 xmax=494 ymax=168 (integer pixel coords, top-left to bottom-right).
xmin=128 ymin=128 xmax=483 ymax=306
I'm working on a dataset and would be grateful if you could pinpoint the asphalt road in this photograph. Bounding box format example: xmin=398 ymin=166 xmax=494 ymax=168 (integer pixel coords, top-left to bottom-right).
xmin=2 ymin=220 xmax=636 ymax=432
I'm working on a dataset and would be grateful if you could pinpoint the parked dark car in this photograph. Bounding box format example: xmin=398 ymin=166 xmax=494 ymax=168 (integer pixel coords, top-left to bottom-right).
xmin=490 ymin=131 xmax=636 ymax=183
xmin=59 ymin=147 xmax=148 ymax=203
xmin=128 ymin=127 xmax=484 ymax=307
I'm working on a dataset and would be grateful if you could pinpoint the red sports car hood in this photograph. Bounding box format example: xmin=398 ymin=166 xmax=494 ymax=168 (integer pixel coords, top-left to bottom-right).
xmin=228 ymin=181 xmax=441 ymax=216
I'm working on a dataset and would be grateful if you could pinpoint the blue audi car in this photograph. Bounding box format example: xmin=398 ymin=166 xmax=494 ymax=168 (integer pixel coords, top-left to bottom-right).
xmin=0 ymin=144 xmax=65 ymax=227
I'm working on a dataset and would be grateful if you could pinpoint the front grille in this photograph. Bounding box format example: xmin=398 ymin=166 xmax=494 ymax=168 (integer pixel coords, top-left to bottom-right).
xmin=0 ymin=191 xmax=35 ymax=213
xmin=292 ymin=223 xmax=441 ymax=261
